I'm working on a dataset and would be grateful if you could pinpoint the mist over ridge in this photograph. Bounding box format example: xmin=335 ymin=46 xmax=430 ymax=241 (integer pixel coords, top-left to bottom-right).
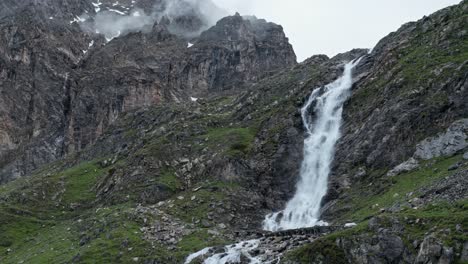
xmin=79 ymin=0 xmax=229 ymax=40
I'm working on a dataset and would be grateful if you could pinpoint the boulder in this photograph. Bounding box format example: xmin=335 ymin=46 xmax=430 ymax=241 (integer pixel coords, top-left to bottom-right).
xmin=414 ymin=119 xmax=468 ymax=160
xmin=386 ymin=158 xmax=419 ymax=177
xmin=416 ymin=235 xmax=453 ymax=264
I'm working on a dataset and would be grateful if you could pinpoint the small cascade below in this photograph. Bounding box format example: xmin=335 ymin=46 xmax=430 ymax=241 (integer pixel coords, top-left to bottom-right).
xmin=263 ymin=58 xmax=361 ymax=231
xmin=185 ymin=240 xmax=262 ymax=264
xmin=184 ymin=58 xmax=361 ymax=263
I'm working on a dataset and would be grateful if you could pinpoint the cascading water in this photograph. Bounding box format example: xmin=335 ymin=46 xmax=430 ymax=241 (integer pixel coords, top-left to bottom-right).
xmin=185 ymin=58 xmax=361 ymax=263
xmin=263 ymin=58 xmax=361 ymax=231
xmin=184 ymin=240 xmax=262 ymax=264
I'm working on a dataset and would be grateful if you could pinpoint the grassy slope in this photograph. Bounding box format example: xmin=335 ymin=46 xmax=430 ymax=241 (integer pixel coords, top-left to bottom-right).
xmin=0 ymin=158 xmax=237 ymax=263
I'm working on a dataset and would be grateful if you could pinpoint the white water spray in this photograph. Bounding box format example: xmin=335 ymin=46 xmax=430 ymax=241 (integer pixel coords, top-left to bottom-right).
xmin=184 ymin=240 xmax=262 ymax=264
xmin=263 ymin=59 xmax=361 ymax=231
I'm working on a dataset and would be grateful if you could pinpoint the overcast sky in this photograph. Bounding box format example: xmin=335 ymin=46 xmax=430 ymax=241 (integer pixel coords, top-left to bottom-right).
xmin=212 ymin=0 xmax=462 ymax=61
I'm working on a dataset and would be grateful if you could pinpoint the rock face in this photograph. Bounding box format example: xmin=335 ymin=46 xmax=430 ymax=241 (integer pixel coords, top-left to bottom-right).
xmin=414 ymin=119 xmax=468 ymax=160
xmin=0 ymin=2 xmax=296 ymax=183
xmin=0 ymin=4 xmax=95 ymax=181
xmin=416 ymin=235 xmax=454 ymax=264
xmin=386 ymin=158 xmax=420 ymax=177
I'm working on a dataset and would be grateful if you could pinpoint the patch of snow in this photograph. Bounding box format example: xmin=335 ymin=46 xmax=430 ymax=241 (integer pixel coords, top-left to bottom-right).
xmin=344 ymin=223 xmax=357 ymax=228
xmin=70 ymin=15 xmax=86 ymax=24
xmin=82 ymin=41 xmax=95 ymax=55
xmin=187 ymin=42 xmax=194 ymax=48
xmin=105 ymin=31 xmax=121 ymax=42
xmin=49 ymin=16 xmax=54 ymax=20
xmin=190 ymin=97 xmax=198 ymax=102
xmin=92 ymin=1 xmax=103 ymax=13
xmin=132 ymin=11 xmax=141 ymax=17
xmin=107 ymin=8 xmax=126 ymax=15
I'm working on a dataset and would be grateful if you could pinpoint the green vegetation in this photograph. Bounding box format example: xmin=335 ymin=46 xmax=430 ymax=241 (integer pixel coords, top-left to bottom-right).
xmin=0 ymin=203 xmax=155 ymax=264
xmin=347 ymin=7 xmax=467 ymax=114
xmin=174 ymin=229 xmax=230 ymax=261
xmin=202 ymin=127 xmax=257 ymax=157
xmin=166 ymin=180 xmax=238 ymax=224
xmin=136 ymin=136 xmax=171 ymax=158
xmin=398 ymin=36 xmax=468 ymax=85
xmin=60 ymin=162 xmax=105 ymax=204
xmin=0 ymin=175 xmax=233 ymax=264
xmin=0 ymin=161 xmax=155 ymax=264
xmin=338 ymin=154 xmax=465 ymax=223
xmin=158 ymin=169 xmax=182 ymax=192
xmin=285 ymin=237 xmax=347 ymax=264
xmin=286 ymin=200 xmax=467 ymax=263
xmin=396 ymin=200 xmax=468 ymax=245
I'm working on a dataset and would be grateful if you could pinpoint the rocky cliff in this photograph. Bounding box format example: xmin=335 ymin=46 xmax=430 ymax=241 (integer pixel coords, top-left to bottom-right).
xmin=0 ymin=0 xmax=467 ymax=263
xmin=0 ymin=0 xmax=296 ymax=183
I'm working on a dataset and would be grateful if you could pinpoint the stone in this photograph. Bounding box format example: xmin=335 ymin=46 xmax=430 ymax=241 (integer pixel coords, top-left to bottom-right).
xmin=464 ymin=152 xmax=468 ymax=160
xmin=354 ymin=167 xmax=367 ymax=178
xmin=201 ymin=219 xmax=211 ymax=228
xmin=414 ymin=119 xmax=468 ymax=160
xmin=378 ymin=233 xmax=405 ymax=261
xmin=416 ymin=235 xmax=453 ymax=264
xmin=461 ymin=242 xmax=468 ymax=262
xmin=386 ymin=158 xmax=419 ymax=177
xmin=208 ymin=229 xmax=220 ymax=236
xmin=447 ymin=163 xmax=460 ymax=171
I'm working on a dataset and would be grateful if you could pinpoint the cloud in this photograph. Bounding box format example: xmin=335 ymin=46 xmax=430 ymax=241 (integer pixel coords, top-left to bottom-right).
xmin=93 ymin=9 xmax=154 ymax=40
xmin=80 ymin=0 xmax=228 ymax=41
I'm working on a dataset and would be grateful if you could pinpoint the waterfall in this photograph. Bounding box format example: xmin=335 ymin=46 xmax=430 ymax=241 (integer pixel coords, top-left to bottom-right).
xmin=184 ymin=240 xmax=262 ymax=264
xmin=185 ymin=58 xmax=361 ymax=263
xmin=263 ymin=58 xmax=361 ymax=231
